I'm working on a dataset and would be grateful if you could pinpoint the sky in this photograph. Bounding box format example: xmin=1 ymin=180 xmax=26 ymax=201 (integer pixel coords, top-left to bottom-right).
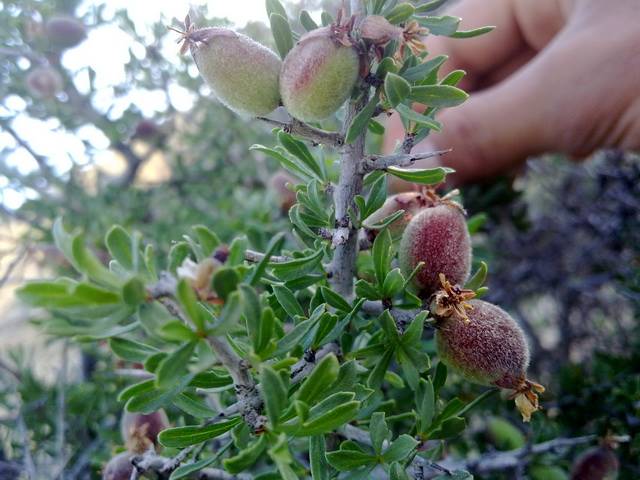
xmin=0 ymin=1 xmax=279 ymax=209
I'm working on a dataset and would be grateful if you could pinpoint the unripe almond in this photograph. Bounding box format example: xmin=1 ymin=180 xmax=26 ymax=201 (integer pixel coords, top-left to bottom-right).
xmin=184 ymin=27 xmax=281 ymax=116
xmin=280 ymin=26 xmax=359 ymax=122
xmin=26 ymin=66 xmax=63 ymax=99
xmin=359 ymin=15 xmax=402 ymax=45
xmin=399 ymin=203 xmax=471 ymax=297
xmin=363 ymin=191 xmax=428 ymax=238
xmin=570 ymin=446 xmax=619 ymax=480
xmin=269 ymin=171 xmax=298 ymax=213
xmin=120 ymin=409 xmax=169 ymax=453
xmin=431 ymin=277 xmax=544 ymax=422
xmin=102 ymin=451 xmax=133 ymax=480
xmin=45 ymin=16 xmax=87 ymax=49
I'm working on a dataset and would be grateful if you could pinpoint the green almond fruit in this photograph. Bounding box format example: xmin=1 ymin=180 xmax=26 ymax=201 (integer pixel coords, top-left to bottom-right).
xmin=188 ymin=27 xmax=281 ymax=116
xmin=280 ymin=26 xmax=360 ymax=122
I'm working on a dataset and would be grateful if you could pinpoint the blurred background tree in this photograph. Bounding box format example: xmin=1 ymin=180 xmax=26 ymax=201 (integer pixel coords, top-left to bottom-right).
xmin=0 ymin=0 xmax=638 ymax=478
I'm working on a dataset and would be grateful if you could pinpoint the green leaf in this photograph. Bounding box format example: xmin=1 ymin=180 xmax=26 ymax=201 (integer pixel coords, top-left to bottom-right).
xmin=433 ymin=361 xmax=447 ymax=396
xmin=210 ymin=290 xmax=242 ymax=335
xmin=271 ymin=248 xmax=323 ymax=281
xmin=385 ymin=3 xmax=415 ymax=24
xmin=416 ymin=15 xmax=461 ymax=36
xmin=320 ymin=11 xmax=333 ymax=26
xmin=270 ymin=13 xmax=294 ymax=59
xmin=326 ymin=448 xmax=375 ymax=471
xmin=414 ymin=0 xmax=447 ymax=13
xmin=273 ymin=284 xmax=305 ymax=318
xmin=346 ymin=95 xmax=379 ymax=144
xmin=416 ymin=378 xmax=435 ymax=433
xmin=105 ymin=225 xmax=134 ymax=270
xmin=173 ymin=391 xmax=217 ymax=418
xmin=247 ymin=233 xmax=285 ymax=286
xmin=118 ymin=379 xmax=154 ymax=403
xmin=260 ymin=365 xmax=288 ymax=427
xmin=223 ymin=435 xmax=268 ymax=473
xmin=409 ymin=84 xmax=468 ymax=108
xmin=367 ymin=347 xmax=394 ymax=388
xmin=451 ymin=25 xmax=495 ymax=38
xmin=72 ymin=234 xmax=120 ymax=287
xmin=52 ymin=218 xmax=79 ymax=271
xmin=156 ymin=341 xmax=196 ymax=389
xmin=109 ymin=337 xmax=158 ymax=362
xmin=266 ymin=0 xmax=288 ymax=19
xmin=190 ymin=369 xmax=233 ymax=389
xmin=277 ymin=131 xmax=324 ymax=180
xmin=429 ymin=416 xmax=466 ymax=439
xmin=384 ymin=73 xmax=411 ymax=107
xmin=369 ymin=412 xmax=389 ymax=456
xmin=382 ymin=268 xmax=405 ymax=298
xmin=170 ymin=456 xmax=217 ymax=480
xmin=390 ymin=462 xmax=412 ymax=480
xmin=387 ymin=166 xmax=453 ymax=185
xmin=158 ymin=418 xmax=241 ymax=448
xmin=192 ymin=225 xmax=220 ymax=257
xmin=295 ymin=401 xmax=360 ymax=436
xmin=441 ymin=69 xmax=466 ymax=87
xmin=176 ymin=278 xmax=205 ymax=331
xmin=168 ymin=242 xmax=191 ymax=273
xmin=159 ymin=320 xmax=197 ymax=342
xmin=467 ymin=212 xmax=487 ymax=234
xmin=296 ymin=353 xmax=339 ymax=404
xmin=382 ymin=434 xmax=418 ymax=463
xmin=250 ymin=144 xmax=314 ymax=181
xmin=395 ymin=104 xmax=442 ymax=131
xmin=372 ymin=228 xmax=392 ymax=287
xmin=465 ymin=261 xmax=488 ymax=291
xmin=126 ymin=374 xmax=194 ymax=414
xmin=320 ymin=286 xmax=351 ymax=313
xmin=212 ymin=267 xmax=240 ymax=302
xmin=309 ymin=435 xmax=330 ymax=480
xmin=403 ymin=55 xmax=448 ymax=83
xmin=300 ymin=10 xmax=318 ymax=31
xmin=122 ymin=277 xmax=146 ymax=306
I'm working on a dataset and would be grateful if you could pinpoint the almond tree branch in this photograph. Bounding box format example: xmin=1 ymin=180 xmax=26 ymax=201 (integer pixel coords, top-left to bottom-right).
xmin=362 ymin=149 xmax=452 ymax=172
xmin=257 ymin=117 xmax=344 ymax=147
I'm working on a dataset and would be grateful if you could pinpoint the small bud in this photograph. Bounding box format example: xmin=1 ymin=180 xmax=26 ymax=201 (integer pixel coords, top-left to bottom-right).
xmin=45 ymin=16 xmax=87 ymax=49
xmin=174 ymin=18 xmax=281 ymax=116
xmin=120 ymin=409 xmax=169 ymax=453
xmin=359 ymin=16 xmax=402 ymax=45
xmin=399 ymin=202 xmax=471 ymax=298
xmin=177 ymin=257 xmax=218 ymax=298
xmin=280 ymin=26 xmax=360 ymax=122
xmin=102 ymin=451 xmax=133 ymax=480
xmin=26 ymin=66 xmax=63 ymax=99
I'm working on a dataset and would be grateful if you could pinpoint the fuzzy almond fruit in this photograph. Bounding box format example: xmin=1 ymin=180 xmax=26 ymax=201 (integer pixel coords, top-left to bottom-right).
xmin=280 ymin=26 xmax=359 ymax=122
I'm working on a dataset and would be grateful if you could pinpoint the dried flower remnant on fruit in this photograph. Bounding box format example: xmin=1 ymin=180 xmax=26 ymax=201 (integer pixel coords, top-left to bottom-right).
xmin=102 ymin=451 xmax=134 ymax=480
xmin=45 ymin=15 xmax=87 ymax=49
xmin=399 ymin=196 xmax=471 ymax=298
xmin=432 ymin=275 xmax=544 ymax=421
xmin=279 ymin=13 xmax=360 ymax=122
xmin=171 ymin=15 xmax=281 ymax=116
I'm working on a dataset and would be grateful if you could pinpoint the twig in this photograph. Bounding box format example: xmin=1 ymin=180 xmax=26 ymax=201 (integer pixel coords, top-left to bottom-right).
xmin=244 ymin=249 xmax=291 ymax=264
xmin=17 ymin=412 xmax=37 ymax=479
xmin=362 ymin=149 xmax=452 ymax=172
xmin=0 ymin=245 xmax=29 ymax=288
xmin=115 ymin=368 xmax=155 ymax=380
xmin=362 ymin=301 xmax=423 ymax=331
xmin=55 ymin=343 xmax=68 ymax=480
xmin=257 ymin=117 xmax=344 ymax=147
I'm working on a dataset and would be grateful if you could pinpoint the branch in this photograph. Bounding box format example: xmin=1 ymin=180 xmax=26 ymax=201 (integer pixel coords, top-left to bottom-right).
xmin=0 ymin=117 xmax=57 ymax=181
xmin=257 ymin=117 xmax=344 ymax=147
xmin=362 ymin=149 xmax=452 ymax=172
xmin=244 ymin=249 xmax=291 ymax=264
xmin=362 ymin=301 xmax=423 ymax=331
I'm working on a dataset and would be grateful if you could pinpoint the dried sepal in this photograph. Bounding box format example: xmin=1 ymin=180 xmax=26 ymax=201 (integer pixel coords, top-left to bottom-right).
xmin=511 ymin=380 xmax=546 ymax=422
xmin=430 ymin=273 xmax=476 ymax=322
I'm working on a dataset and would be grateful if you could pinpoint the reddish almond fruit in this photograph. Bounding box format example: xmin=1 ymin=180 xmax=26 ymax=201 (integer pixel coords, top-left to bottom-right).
xmin=399 ymin=202 xmax=471 ymax=297
xmin=570 ymin=446 xmax=619 ymax=480
xmin=363 ymin=191 xmax=429 ymax=238
xmin=269 ymin=171 xmax=298 ymax=213
xmin=45 ymin=16 xmax=87 ymax=49
xmin=173 ymin=17 xmax=281 ymax=116
xmin=280 ymin=26 xmax=359 ymax=122
xmin=120 ymin=409 xmax=169 ymax=453
xmin=432 ymin=276 xmax=544 ymax=422
xmin=102 ymin=451 xmax=134 ymax=480
xmin=26 ymin=66 xmax=63 ymax=99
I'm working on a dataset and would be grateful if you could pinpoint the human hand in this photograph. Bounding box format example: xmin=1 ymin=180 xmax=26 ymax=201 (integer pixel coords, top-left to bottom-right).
xmin=384 ymin=0 xmax=640 ymax=185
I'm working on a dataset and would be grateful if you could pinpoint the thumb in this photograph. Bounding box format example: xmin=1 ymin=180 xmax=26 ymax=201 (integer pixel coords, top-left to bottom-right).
xmin=412 ymin=58 xmax=553 ymax=184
